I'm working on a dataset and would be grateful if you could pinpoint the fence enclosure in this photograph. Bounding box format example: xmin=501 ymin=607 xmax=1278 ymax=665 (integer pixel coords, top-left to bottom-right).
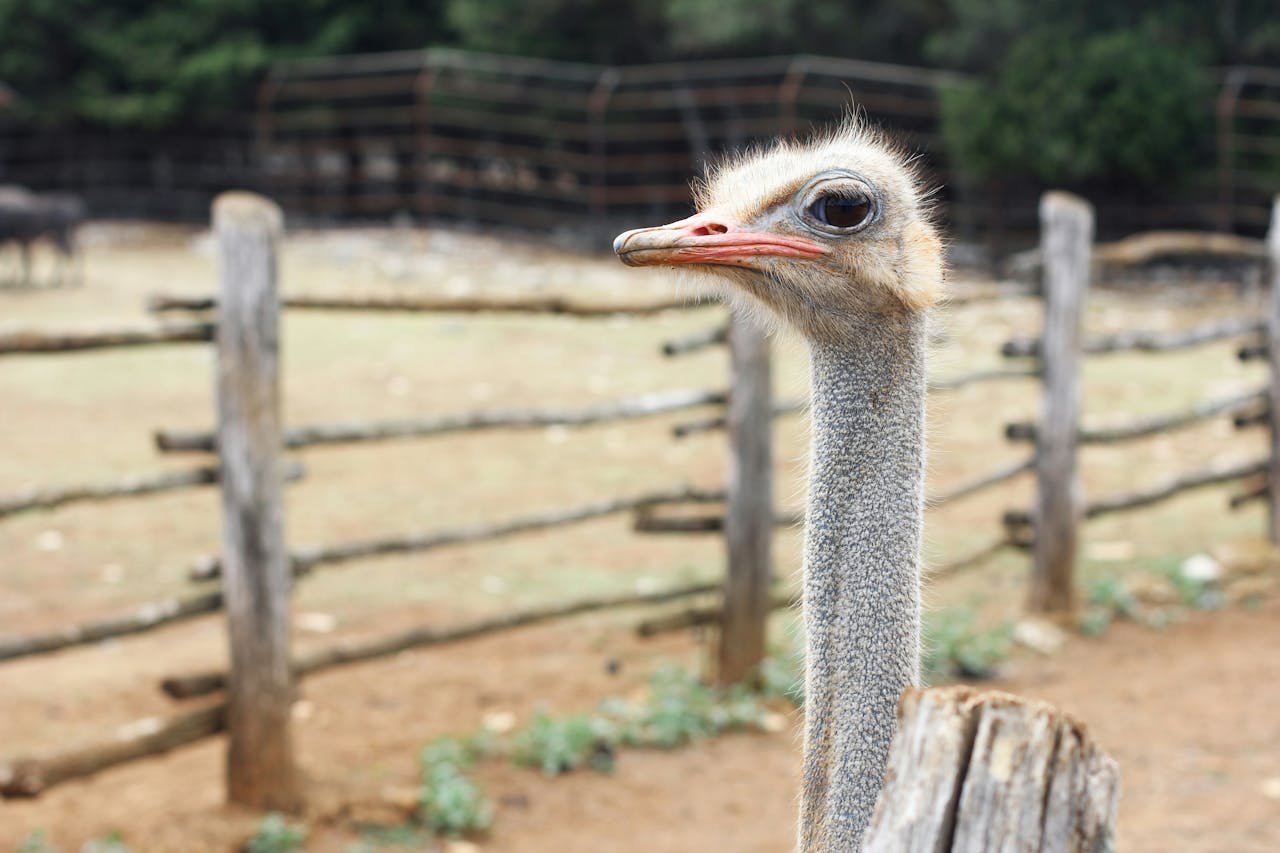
xmin=3 ymin=51 xmax=1279 ymax=240
xmin=1 ymin=188 xmax=1277 ymax=827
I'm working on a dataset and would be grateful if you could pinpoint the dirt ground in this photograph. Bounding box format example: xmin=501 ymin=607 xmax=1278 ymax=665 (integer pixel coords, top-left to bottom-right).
xmin=1 ymin=226 xmax=1277 ymax=851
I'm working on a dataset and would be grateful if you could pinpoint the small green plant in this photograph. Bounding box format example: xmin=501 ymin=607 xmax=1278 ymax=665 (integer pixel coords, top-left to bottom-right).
xmin=245 ymin=814 xmax=306 ymax=853
xmin=14 ymin=831 xmax=57 ymax=853
xmin=1154 ymin=559 xmax=1223 ymax=611
xmin=418 ymin=735 xmax=493 ymax=836
xmin=512 ymin=711 xmax=617 ymax=775
xmin=82 ymin=834 xmax=129 ymax=853
xmin=1079 ymin=573 xmax=1142 ymax=636
xmin=922 ymin=609 xmax=1013 ymax=681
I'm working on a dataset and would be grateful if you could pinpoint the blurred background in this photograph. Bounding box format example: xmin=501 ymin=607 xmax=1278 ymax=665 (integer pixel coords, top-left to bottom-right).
xmin=2 ymin=0 xmax=1279 ymax=243
xmin=1 ymin=2 xmax=1279 ymax=852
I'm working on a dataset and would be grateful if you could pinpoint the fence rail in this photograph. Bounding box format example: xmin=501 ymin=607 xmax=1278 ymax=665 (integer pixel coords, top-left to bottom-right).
xmin=1003 ymin=190 xmax=1280 ymax=615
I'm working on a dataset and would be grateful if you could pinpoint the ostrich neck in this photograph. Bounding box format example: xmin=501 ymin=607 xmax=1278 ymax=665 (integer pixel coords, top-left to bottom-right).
xmin=799 ymin=315 xmax=927 ymax=852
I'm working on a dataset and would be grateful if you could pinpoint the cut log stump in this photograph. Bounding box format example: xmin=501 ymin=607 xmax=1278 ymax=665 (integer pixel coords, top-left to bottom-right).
xmin=863 ymin=686 xmax=1119 ymax=853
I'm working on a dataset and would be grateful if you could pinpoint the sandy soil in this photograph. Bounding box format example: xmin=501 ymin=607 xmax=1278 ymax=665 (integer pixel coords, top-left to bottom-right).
xmin=1 ymin=597 xmax=1277 ymax=852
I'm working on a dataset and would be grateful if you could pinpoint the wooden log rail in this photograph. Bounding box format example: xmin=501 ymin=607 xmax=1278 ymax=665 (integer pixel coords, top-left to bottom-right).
xmin=928 ymin=366 xmax=1041 ymax=392
xmin=645 ymin=457 xmax=1034 ymax=521
xmin=189 ymin=484 xmax=714 ymax=581
xmin=0 ymin=590 xmax=225 ymax=662
xmin=673 ymin=398 xmax=805 ymax=438
xmin=161 ymin=581 xmax=720 ymax=700
xmin=1004 ymin=387 xmax=1265 ymax=444
xmin=662 ymin=324 xmax=727 ymax=356
xmin=1237 ymin=341 xmax=1267 ymax=362
xmin=1004 ymin=456 xmax=1268 ymax=530
xmin=635 ymin=591 xmax=798 ymax=636
xmin=863 ymin=687 xmax=1119 ymax=852
xmin=928 ymin=458 xmax=1035 ymax=507
xmin=1002 ymin=315 xmax=1263 ymax=359
xmin=0 ymin=462 xmax=305 ymax=520
xmin=156 ymin=389 xmax=726 ymax=453
xmin=1005 ymin=229 xmax=1268 ymax=281
xmin=148 ymin=292 xmax=716 ymax=317
xmin=635 ymin=534 xmax=1018 ymax=637
xmin=0 ymin=702 xmax=226 ymax=798
xmin=632 ymin=505 xmax=804 ymax=533
xmin=1 ymin=581 xmax=719 ymax=795
xmin=1230 ymin=477 xmax=1268 ymax=508
xmin=671 ymin=368 xmax=1040 ymax=437
xmin=0 ymin=321 xmax=214 ymax=356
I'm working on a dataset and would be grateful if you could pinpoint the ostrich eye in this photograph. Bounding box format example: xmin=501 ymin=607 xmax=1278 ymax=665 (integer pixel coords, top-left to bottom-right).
xmin=808 ymin=193 xmax=872 ymax=230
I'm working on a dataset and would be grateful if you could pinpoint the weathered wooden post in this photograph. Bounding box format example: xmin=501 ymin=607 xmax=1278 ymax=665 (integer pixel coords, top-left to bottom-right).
xmin=1266 ymin=196 xmax=1280 ymax=543
xmin=718 ymin=309 xmax=773 ymax=685
xmin=1029 ymin=192 xmax=1093 ymax=615
xmin=213 ymin=191 xmax=300 ymax=811
xmin=864 ymin=686 xmax=1119 ymax=852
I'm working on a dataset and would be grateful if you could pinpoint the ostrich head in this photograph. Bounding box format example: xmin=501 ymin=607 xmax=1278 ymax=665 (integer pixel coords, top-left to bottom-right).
xmin=613 ymin=120 xmax=943 ymax=342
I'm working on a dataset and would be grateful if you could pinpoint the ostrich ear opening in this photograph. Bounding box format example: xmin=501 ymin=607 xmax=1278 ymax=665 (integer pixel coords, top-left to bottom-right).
xmin=893 ymin=221 xmax=945 ymax=311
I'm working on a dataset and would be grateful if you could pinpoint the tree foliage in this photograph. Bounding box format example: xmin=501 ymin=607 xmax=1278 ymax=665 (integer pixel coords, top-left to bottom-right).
xmin=0 ymin=0 xmax=448 ymax=126
xmin=939 ymin=27 xmax=1212 ymax=186
xmin=0 ymin=0 xmax=1276 ymax=188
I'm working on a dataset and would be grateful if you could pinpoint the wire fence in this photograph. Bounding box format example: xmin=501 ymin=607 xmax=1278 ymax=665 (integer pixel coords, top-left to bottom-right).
xmin=2 ymin=50 xmax=1277 ymax=240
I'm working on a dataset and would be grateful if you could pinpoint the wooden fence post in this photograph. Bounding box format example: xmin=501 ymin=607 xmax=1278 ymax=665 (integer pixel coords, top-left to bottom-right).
xmin=717 ymin=309 xmax=773 ymax=685
xmin=1267 ymin=195 xmax=1280 ymax=543
xmin=864 ymin=686 xmax=1119 ymax=852
xmin=213 ymin=191 xmax=300 ymax=811
xmin=1028 ymin=192 xmax=1093 ymax=615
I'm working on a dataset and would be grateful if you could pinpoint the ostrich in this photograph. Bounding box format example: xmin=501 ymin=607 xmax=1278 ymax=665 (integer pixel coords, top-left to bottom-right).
xmin=613 ymin=120 xmax=942 ymax=851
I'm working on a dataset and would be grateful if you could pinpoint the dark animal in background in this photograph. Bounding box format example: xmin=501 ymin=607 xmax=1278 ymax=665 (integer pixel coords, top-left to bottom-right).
xmin=0 ymin=186 xmax=87 ymax=287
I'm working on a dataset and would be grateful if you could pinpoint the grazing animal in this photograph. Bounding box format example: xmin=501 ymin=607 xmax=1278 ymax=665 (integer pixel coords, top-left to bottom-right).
xmin=613 ymin=120 xmax=942 ymax=851
xmin=0 ymin=186 xmax=87 ymax=286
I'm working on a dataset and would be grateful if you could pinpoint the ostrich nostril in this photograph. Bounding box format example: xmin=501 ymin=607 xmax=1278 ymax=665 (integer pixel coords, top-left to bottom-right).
xmin=690 ymin=222 xmax=729 ymax=237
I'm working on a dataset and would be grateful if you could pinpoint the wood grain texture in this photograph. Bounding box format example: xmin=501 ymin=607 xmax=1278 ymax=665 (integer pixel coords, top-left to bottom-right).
xmin=864 ymin=686 xmax=1119 ymax=853
xmin=1029 ymin=192 xmax=1092 ymax=615
xmin=717 ymin=311 xmax=773 ymax=686
xmin=212 ymin=191 xmax=300 ymax=811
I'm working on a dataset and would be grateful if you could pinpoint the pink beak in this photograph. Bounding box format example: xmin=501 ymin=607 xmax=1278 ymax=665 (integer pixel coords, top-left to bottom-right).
xmin=613 ymin=211 xmax=829 ymax=269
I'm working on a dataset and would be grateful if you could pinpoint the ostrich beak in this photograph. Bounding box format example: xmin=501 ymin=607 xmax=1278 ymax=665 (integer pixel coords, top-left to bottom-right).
xmin=613 ymin=211 xmax=829 ymax=269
